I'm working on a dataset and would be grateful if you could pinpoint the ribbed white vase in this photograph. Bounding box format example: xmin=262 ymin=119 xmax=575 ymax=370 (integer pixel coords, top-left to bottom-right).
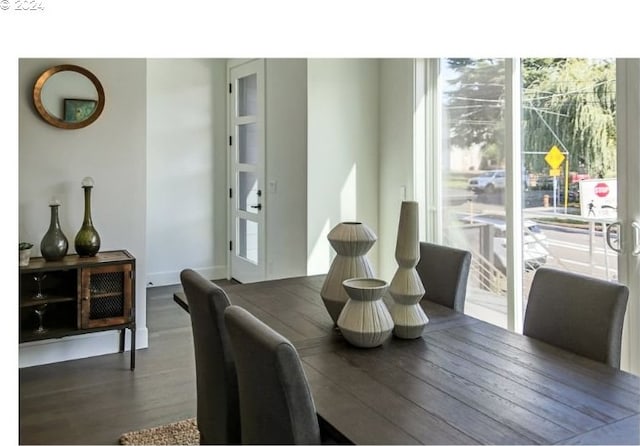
xmin=389 ymin=201 xmax=429 ymax=339
xmin=337 ymin=278 xmax=394 ymax=348
xmin=320 ymin=222 xmax=377 ymax=324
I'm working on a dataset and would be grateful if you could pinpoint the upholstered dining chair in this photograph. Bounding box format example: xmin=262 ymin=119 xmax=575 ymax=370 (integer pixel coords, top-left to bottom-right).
xmin=523 ymin=266 xmax=629 ymax=369
xmin=415 ymin=242 xmax=472 ymax=312
xmin=180 ymin=269 xmax=241 ymax=444
xmin=224 ymin=305 xmax=322 ymax=445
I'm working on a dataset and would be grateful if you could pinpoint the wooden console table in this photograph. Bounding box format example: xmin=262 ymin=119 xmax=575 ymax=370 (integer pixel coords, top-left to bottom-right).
xmin=19 ymin=250 xmax=136 ymax=370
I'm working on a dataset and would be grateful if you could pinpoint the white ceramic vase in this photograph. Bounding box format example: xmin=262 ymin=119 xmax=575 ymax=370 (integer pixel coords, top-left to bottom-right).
xmin=19 ymin=249 xmax=31 ymax=267
xmin=320 ymin=222 xmax=377 ymax=324
xmin=337 ymin=278 xmax=394 ymax=348
xmin=389 ymin=201 xmax=429 ymax=339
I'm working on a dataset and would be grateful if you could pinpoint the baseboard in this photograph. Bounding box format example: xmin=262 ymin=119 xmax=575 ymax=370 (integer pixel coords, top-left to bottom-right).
xmin=146 ymin=265 xmax=227 ymax=287
xmin=19 ymin=327 xmax=149 ymax=368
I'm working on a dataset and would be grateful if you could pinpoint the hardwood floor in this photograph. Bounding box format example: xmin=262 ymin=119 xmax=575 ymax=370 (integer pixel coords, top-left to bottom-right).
xmin=19 ymin=282 xmax=223 ymax=445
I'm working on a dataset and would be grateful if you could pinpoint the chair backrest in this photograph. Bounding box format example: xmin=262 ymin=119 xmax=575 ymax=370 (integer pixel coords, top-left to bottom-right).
xmin=180 ymin=269 xmax=241 ymax=444
xmin=523 ymin=267 xmax=629 ymax=369
xmin=224 ymin=305 xmax=321 ymax=445
xmin=416 ymin=242 xmax=472 ymax=312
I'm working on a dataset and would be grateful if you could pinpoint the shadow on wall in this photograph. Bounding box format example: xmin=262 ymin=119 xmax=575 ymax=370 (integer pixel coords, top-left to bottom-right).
xmin=308 ymin=164 xmax=363 ymax=275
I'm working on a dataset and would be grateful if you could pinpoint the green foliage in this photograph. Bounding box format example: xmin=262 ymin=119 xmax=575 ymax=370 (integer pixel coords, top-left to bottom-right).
xmin=523 ymin=58 xmax=615 ymax=176
xmin=20 ymin=242 xmax=33 ymax=250
xmin=521 ymin=59 xmax=568 ymax=86
xmin=445 ymin=58 xmax=616 ymax=177
xmin=445 ymin=59 xmax=505 ymax=154
xmin=479 ymin=143 xmax=501 ymax=170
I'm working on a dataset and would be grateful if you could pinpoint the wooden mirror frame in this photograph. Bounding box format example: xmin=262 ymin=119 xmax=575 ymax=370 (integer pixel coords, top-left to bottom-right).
xmin=33 ymin=64 xmax=105 ymax=130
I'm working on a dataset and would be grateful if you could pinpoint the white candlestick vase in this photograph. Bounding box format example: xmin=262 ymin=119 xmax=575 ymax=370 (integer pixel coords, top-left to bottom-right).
xmin=389 ymin=201 xmax=429 ymax=339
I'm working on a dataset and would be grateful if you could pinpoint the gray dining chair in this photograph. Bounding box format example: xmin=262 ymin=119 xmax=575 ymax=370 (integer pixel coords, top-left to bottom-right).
xmin=224 ymin=305 xmax=322 ymax=445
xmin=416 ymin=242 xmax=472 ymax=312
xmin=180 ymin=269 xmax=241 ymax=444
xmin=523 ymin=266 xmax=629 ymax=369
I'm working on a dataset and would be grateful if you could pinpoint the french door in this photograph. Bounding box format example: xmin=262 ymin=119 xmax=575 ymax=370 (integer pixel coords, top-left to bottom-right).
xmin=615 ymin=59 xmax=640 ymax=373
xmin=425 ymin=58 xmax=640 ymax=374
xmin=228 ymin=59 xmax=266 ymax=283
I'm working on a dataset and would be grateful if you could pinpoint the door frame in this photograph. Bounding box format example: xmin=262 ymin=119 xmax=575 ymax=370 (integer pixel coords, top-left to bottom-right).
xmin=616 ymin=58 xmax=640 ymax=374
xmin=227 ymin=59 xmax=267 ymax=283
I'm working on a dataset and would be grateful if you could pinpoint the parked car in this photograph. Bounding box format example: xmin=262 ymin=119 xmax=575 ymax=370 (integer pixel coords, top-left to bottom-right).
xmin=558 ymin=182 xmax=581 ymax=203
xmin=460 ymin=213 xmax=549 ymax=272
xmin=467 ymin=170 xmax=505 ymax=193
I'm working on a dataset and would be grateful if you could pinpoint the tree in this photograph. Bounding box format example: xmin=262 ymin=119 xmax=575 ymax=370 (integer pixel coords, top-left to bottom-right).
xmin=444 ymin=58 xmax=617 ymax=177
xmin=522 ymin=58 xmax=616 ymax=177
xmin=444 ymin=59 xmax=505 ymax=163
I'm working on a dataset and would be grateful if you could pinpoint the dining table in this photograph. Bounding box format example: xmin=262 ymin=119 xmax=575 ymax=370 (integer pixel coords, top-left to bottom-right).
xmin=173 ymin=274 xmax=640 ymax=445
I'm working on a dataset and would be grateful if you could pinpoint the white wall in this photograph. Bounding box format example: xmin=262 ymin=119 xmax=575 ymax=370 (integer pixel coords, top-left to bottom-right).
xmin=19 ymin=59 xmax=148 ymax=367
xmin=265 ymin=59 xmax=308 ymax=279
xmin=146 ymin=59 xmax=228 ymax=286
xmin=18 ymin=57 xmax=409 ymax=367
xmin=378 ymin=60 xmax=415 ymax=281
xmin=307 ymin=59 xmax=381 ymax=275
xmin=147 ymin=58 xmax=307 ymax=285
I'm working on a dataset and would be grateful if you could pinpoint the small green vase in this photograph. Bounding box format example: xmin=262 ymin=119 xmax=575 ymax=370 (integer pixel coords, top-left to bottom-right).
xmin=74 ymin=181 xmax=101 ymax=257
xmin=41 ymin=203 xmax=69 ymax=261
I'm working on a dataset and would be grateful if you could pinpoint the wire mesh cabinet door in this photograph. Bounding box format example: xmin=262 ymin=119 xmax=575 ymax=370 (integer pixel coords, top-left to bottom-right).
xmin=80 ymin=263 xmax=133 ymax=329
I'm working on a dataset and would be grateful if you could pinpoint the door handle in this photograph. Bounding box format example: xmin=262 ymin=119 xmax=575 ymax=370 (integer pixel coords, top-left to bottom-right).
xmin=606 ymin=222 xmax=622 ymax=253
xmin=250 ymin=204 xmax=262 ymax=210
xmin=632 ymin=221 xmax=640 ymax=256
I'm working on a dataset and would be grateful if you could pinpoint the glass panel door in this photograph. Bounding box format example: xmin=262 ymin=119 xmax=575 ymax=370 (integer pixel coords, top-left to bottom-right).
xmin=439 ymin=58 xmax=620 ymax=327
xmin=435 ymin=57 xmax=639 ymax=373
xmin=229 ymin=60 xmax=266 ymax=283
xmin=440 ymin=58 xmax=509 ymax=327
xmin=614 ymin=59 xmax=640 ymax=374
xmin=520 ymin=58 xmax=618 ymax=319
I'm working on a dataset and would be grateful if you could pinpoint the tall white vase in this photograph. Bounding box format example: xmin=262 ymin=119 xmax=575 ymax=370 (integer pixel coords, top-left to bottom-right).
xmin=320 ymin=222 xmax=377 ymax=324
xmin=389 ymin=201 xmax=429 ymax=339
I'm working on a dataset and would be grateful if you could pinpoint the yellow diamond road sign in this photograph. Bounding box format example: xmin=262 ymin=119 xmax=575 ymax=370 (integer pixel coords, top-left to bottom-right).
xmin=545 ymin=145 xmax=565 ymax=169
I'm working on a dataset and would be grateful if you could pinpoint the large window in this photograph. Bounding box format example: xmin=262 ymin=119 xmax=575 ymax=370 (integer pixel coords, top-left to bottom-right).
xmin=434 ymin=59 xmax=625 ymax=330
xmin=438 ymin=58 xmax=619 ymax=327
xmin=439 ymin=59 xmax=509 ymax=326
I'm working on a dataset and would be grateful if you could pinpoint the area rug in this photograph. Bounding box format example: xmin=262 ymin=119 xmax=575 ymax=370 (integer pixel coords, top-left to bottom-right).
xmin=119 ymin=418 xmax=199 ymax=445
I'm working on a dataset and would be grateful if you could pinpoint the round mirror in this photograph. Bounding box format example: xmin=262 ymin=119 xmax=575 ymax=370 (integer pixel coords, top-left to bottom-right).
xmin=33 ymin=64 xmax=105 ymax=129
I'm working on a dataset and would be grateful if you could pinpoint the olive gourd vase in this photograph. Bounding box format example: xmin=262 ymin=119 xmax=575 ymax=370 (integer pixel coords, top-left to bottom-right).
xmin=40 ymin=203 xmax=69 ymax=261
xmin=74 ymin=178 xmax=101 ymax=257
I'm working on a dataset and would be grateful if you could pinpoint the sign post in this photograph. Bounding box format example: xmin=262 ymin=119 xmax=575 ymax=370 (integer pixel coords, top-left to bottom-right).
xmin=544 ymin=145 xmax=566 ymax=212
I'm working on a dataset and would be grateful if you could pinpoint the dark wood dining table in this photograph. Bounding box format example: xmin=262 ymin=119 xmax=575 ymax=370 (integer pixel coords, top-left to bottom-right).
xmin=174 ymin=275 xmax=640 ymax=445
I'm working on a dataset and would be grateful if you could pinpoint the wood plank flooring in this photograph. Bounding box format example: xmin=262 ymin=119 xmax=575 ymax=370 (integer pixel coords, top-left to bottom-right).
xmin=19 ymin=283 xmax=220 ymax=445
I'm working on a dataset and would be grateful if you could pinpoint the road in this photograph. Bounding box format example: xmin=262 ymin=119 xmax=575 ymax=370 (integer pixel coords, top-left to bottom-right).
xmin=538 ymin=223 xmax=619 ymax=281
xmin=463 ymin=223 xmax=620 ymax=327
xmin=454 ymin=196 xmax=621 ymax=323
xmin=450 ymin=195 xmax=619 ymax=283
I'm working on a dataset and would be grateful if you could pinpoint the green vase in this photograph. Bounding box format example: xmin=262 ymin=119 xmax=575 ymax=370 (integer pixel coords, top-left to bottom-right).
xmin=74 ymin=182 xmax=101 ymax=257
xmin=40 ymin=203 xmax=69 ymax=261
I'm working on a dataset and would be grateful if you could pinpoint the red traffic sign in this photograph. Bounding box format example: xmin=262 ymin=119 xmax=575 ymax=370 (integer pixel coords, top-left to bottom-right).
xmin=594 ymin=182 xmax=610 ymax=197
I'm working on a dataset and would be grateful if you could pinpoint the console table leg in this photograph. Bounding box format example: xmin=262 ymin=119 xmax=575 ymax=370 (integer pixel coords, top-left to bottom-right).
xmin=119 ymin=328 xmax=125 ymax=352
xmin=130 ymin=327 xmax=136 ymax=370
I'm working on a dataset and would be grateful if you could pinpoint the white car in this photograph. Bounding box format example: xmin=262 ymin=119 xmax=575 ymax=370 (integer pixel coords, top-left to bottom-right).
xmin=467 ymin=170 xmax=505 ymax=193
xmin=460 ymin=213 xmax=549 ymax=272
